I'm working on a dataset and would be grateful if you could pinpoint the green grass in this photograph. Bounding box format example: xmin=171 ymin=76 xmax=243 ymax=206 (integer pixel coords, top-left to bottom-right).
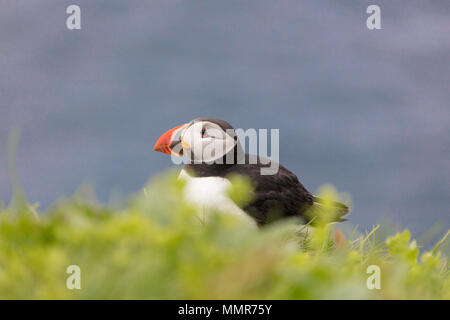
xmin=0 ymin=170 xmax=448 ymax=299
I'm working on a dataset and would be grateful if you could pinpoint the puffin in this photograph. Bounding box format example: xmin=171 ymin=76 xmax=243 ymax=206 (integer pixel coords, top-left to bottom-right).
xmin=153 ymin=117 xmax=349 ymax=227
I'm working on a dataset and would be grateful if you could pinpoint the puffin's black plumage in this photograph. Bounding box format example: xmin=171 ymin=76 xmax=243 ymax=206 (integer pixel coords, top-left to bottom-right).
xmin=183 ymin=118 xmax=348 ymax=226
xmin=185 ymin=155 xmax=315 ymax=225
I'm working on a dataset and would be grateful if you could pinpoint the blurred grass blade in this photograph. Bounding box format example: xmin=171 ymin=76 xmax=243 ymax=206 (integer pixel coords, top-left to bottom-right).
xmin=7 ymin=128 xmax=28 ymax=211
xmin=432 ymin=229 xmax=450 ymax=255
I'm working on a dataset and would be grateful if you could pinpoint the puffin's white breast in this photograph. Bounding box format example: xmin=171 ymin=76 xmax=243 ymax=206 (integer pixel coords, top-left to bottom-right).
xmin=178 ymin=169 xmax=257 ymax=228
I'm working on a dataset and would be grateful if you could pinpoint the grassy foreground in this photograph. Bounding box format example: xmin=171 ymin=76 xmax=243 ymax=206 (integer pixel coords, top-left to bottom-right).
xmin=0 ymin=171 xmax=448 ymax=299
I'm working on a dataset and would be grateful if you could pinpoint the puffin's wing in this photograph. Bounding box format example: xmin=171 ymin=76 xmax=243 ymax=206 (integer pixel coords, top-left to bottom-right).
xmin=240 ymin=164 xmax=316 ymax=225
xmin=237 ymin=160 xmax=350 ymax=225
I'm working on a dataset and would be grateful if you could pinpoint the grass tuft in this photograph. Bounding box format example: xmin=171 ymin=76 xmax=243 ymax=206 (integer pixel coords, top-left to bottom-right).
xmin=0 ymin=171 xmax=448 ymax=299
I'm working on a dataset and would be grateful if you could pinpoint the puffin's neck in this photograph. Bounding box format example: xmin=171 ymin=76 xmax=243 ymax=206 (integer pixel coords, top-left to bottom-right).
xmin=183 ymin=142 xmax=244 ymax=178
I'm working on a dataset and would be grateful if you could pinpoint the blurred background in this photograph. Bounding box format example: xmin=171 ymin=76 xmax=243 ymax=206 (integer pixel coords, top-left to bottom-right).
xmin=0 ymin=0 xmax=449 ymax=237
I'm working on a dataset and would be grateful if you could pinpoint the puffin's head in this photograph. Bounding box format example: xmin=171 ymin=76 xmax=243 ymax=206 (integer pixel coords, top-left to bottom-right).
xmin=154 ymin=118 xmax=238 ymax=163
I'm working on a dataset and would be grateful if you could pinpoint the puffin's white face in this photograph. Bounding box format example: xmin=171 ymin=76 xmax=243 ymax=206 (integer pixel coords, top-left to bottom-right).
xmin=181 ymin=121 xmax=236 ymax=164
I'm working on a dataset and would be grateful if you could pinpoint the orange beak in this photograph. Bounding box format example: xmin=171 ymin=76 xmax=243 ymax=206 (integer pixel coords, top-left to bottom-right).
xmin=154 ymin=124 xmax=187 ymax=155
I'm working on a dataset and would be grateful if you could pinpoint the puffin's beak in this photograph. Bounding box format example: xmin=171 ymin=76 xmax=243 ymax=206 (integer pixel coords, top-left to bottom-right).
xmin=154 ymin=124 xmax=187 ymax=156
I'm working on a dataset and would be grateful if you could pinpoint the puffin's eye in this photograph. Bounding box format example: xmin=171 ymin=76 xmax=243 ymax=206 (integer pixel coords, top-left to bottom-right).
xmin=201 ymin=127 xmax=208 ymax=138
